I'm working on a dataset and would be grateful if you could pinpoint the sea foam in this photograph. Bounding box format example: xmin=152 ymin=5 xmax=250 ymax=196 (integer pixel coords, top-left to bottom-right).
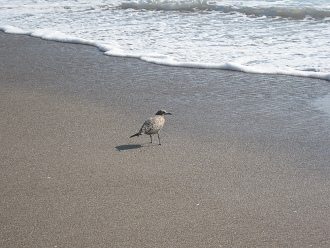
xmin=1 ymin=25 xmax=329 ymax=82
xmin=1 ymin=25 xmax=30 ymax=35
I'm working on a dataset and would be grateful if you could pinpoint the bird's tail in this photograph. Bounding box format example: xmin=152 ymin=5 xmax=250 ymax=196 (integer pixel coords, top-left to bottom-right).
xmin=130 ymin=132 xmax=141 ymax=138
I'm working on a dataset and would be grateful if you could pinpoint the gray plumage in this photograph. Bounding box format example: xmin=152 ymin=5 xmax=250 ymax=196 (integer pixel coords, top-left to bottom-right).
xmin=130 ymin=110 xmax=172 ymax=145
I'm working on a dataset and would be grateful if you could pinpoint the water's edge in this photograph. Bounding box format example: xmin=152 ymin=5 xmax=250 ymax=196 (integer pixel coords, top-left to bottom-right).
xmin=1 ymin=26 xmax=329 ymax=82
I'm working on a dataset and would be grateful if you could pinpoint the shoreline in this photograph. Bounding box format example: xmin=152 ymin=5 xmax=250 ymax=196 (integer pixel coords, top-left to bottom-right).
xmin=1 ymin=26 xmax=329 ymax=82
xmin=1 ymin=32 xmax=330 ymax=247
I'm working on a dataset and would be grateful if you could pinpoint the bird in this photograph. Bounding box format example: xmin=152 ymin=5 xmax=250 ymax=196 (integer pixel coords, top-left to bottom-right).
xmin=130 ymin=110 xmax=172 ymax=145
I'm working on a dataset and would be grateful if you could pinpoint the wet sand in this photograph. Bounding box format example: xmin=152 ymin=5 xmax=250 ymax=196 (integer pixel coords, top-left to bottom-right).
xmin=1 ymin=32 xmax=330 ymax=247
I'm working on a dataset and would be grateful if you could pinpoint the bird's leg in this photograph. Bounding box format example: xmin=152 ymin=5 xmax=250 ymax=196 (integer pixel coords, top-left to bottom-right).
xmin=157 ymin=133 xmax=161 ymax=145
xmin=149 ymin=135 xmax=153 ymax=143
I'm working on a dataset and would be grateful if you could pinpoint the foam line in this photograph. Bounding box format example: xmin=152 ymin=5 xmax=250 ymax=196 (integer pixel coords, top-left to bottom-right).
xmin=1 ymin=25 xmax=329 ymax=82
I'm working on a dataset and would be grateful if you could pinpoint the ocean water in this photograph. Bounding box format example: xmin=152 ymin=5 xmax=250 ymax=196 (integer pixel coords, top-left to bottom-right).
xmin=0 ymin=0 xmax=330 ymax=81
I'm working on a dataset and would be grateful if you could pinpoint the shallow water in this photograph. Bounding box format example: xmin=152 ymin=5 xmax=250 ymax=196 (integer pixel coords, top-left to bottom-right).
xmin=0 ymin=0 xmax=329 ymax=80
xmin=314 ymin=94 xmax=330 ymax=117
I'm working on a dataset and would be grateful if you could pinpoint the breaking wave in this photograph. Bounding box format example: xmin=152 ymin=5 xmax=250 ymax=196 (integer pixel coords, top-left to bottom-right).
xmin=120 ymin=0 xmax=213 ymax=11
xmin=120 ymin=0 xmax=330 ymax=20
xmin=215 ymin=5 xmax=330 ymax=20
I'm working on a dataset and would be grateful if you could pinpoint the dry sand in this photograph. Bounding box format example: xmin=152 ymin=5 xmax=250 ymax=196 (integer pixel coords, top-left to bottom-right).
xmin=1 ymin=32 xmax=330 ymax=247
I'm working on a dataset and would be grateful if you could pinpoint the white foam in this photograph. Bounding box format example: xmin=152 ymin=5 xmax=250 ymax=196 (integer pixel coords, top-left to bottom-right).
xmin=1 ymin=25 xmax=329 ymax=82
xmin=0 ymin=25 xmax=30 ymax=35
xmin=30 ymin=29 xmax=94 ymax=45
xmin=138 ymin=55 xmax=330 ymax=81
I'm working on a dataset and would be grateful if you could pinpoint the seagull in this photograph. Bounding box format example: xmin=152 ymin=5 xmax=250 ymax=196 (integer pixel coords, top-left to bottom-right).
xmin=130 ymin=110 xmax=172 ymax=145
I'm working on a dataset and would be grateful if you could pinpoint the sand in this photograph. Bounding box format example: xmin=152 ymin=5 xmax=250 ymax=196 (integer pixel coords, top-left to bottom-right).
xmin=1 ymin=32 xmax=330 ymax=247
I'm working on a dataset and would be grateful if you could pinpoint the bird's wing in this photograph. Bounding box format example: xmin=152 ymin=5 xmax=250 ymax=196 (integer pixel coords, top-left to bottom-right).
xmin=139 ymin=118 xmax=154 ymax=134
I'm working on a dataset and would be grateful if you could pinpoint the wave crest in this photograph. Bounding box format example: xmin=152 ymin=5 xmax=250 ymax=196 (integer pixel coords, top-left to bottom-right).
xmin=216 ymin=5 xmax=330 ymax=20
xmin=120 ymin=1 xmax=330 ymax=19
xmin=120 ymin=0 xmax=214 ymax=11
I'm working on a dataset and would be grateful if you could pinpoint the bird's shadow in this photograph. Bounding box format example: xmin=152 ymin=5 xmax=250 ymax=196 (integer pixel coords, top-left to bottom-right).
xmin=115 ymin=144 xmax=142 ymax=151
xmin=115 ymin=143 xmax=160 ymax=152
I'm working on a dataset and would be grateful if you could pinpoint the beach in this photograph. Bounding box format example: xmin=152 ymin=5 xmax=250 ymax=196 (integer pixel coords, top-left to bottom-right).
xmin=1 ymin=32 xmax=330 ymax=247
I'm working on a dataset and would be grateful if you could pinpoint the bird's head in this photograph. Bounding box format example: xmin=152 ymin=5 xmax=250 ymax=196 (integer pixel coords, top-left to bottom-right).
xmin=155 ymin=110 xmax=172 ymax=116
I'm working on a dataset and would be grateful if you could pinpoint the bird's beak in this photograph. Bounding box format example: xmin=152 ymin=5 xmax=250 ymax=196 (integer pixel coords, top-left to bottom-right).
xmin=165 ymin=112 xmax=172 ymax=115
